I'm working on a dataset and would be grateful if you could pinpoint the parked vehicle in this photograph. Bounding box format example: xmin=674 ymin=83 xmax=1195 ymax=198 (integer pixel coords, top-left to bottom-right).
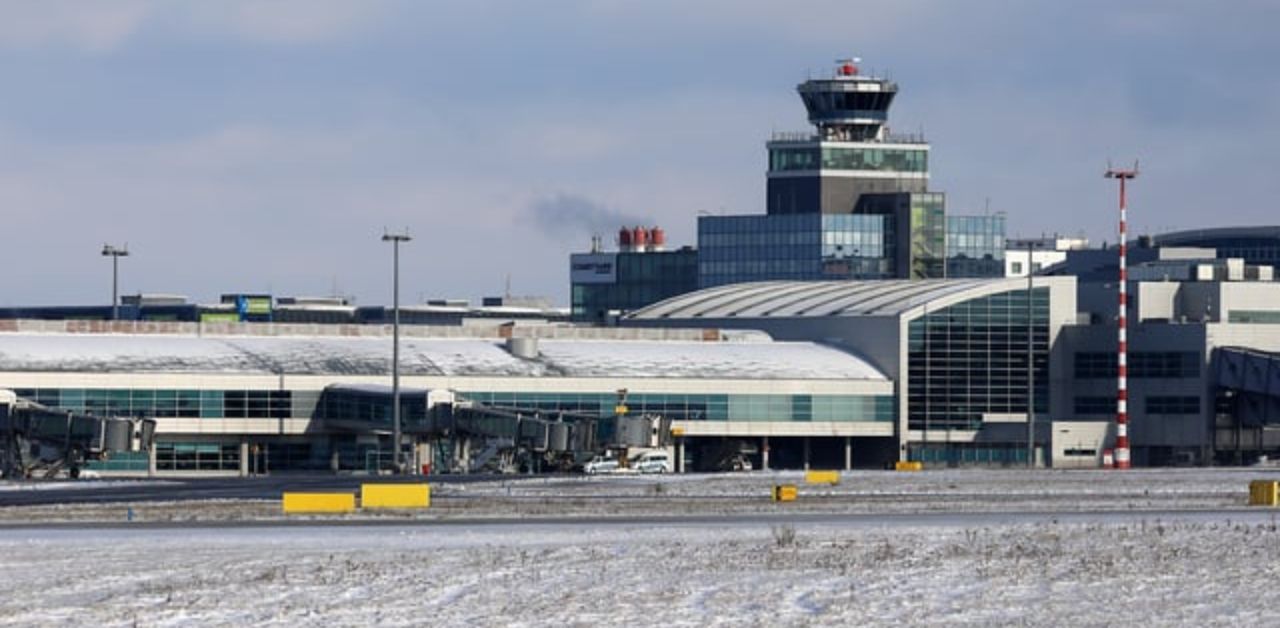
xmin=631 ymin=450 xmax=672 ymax=474
xmin=583 ymin=455 xmax=620 ymax=475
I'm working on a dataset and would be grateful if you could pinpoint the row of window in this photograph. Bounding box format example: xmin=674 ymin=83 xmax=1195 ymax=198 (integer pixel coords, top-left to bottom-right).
xmin=947 ymin=215 xmax=1007 ymax=233
xmin=1074 ymin=351 xmax=1201 ymax=379
xmin=12 ymin=388 xmax=302 ymax=418
xmin=769 ymin=147 xmax=928 ymax=173
xmin=909 ymin=444 xmax=1034 ymax=464
xmin=1227 ymin=310 xmax=1280 ymax=324
xmin=459 ymin=391 xmax=895 ymax=423
xmin=11 ymin=388 xmax=896 ymax=423
xmin=1074 ymin=395 xmax=1201 ymax=416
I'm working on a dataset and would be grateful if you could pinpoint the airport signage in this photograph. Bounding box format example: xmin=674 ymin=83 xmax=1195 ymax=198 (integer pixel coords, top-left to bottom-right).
xmin=570 ymin=253 xmax=617 ymax=284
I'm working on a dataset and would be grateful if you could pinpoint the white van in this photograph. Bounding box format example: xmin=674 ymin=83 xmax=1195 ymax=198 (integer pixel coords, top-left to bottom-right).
xmin=631 ymin=450 xmax=672 ymax=474
xmin=583 ymin=455 xmax=620 ymax=475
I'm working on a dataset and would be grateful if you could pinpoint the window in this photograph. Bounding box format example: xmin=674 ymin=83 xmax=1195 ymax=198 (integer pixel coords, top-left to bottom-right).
xmin=907 ymin=288 xmax=1050 ymax=431
xmin=1146 ymin=396 xmax=1200 ymax=415
xmin=1074 ymin=351 xmax=1200 ymax=379
xmin=1074 ymin=396 xmax=1114 ymax=416
xmin=1063 ymin=448 xmax=1097 ymax=457
xmin=1011 ymin=262 xmax=1023 ymax=274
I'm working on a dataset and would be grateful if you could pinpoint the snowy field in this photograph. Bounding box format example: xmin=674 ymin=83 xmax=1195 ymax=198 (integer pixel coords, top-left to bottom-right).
xmin=1 ymin=514 xmax=1279 ymax=626
xmin=1 ymin=469 xmax=1280 ymax=624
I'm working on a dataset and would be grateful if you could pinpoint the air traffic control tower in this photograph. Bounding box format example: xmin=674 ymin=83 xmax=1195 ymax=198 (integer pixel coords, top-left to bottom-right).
xmin=767 ymin=59 xmax=930 ymax=215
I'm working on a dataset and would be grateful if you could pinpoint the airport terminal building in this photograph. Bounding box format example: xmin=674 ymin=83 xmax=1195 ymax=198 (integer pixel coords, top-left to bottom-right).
xmin=8 ymin=247 xmax=1280 ymax=473
xmin=0 ymin=320 xmax=894 ymax=473
xmin=625 ymin=276 xmax=1077 ymax=466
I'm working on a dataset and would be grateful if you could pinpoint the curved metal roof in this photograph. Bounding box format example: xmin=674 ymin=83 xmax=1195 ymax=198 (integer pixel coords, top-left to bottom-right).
xmin=0 ymin=333 xmax=886 ymax=381
xmin=626 ymin=279 xmax=1033 ymax=320
xmin=1154 ymin=226 xmax=1280 ymax=245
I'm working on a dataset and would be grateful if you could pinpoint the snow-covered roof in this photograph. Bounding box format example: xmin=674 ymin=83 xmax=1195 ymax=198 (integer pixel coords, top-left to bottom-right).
xmin=0 ymin=333 xmax=886 ymax=381
xmin=627 ymin=278 xmax=1041 ymax=320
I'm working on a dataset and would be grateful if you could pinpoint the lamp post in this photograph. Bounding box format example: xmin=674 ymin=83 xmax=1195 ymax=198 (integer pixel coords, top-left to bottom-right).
xmin=382 ymin=230 xmax=411 ymax=473
xmin=101 ymin=244 xmax=129 ymax=321
xmin=1026 ymin=239 xmax=1035 ymax=469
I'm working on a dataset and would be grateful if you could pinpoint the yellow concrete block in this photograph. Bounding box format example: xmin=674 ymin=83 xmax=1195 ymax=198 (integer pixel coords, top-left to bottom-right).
xmin=805 ymin=470 xmax=840 ymax=485
xmin=282 ymin=492 xmax=355 ymax=514
xmin=895 ymin=461 xmax=923 ymax=472
xmin=1249 ymin=480 xmax=1279 ymax=507
xmin=772 ymin=484 xmax=798 ymax=502
xmin=362 ymin=483 xmax=431 ymax=509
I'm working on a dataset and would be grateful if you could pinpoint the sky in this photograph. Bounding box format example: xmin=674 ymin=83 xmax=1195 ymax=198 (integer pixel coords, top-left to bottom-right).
xmin=2 ymin=1 xmax=1279 ymax=307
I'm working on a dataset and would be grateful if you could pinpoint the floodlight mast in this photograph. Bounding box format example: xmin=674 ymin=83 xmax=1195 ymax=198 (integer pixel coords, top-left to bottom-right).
xmin=101 ymin=244 xmax=129 ymax=321
xmin=382 ymin=230 xmax=412 ymax=474
xmin=1105 ymin=162 xmax=1139 ymax=470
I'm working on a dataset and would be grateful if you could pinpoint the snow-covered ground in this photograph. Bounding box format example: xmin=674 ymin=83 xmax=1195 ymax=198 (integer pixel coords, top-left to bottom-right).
xmin=1 ymin=471 xmax=1279 ymax=624
xmin=2 ymin=515 xmax=1279 ymax=626
xmin=0 ymin=467 xmax=1276 ymax=523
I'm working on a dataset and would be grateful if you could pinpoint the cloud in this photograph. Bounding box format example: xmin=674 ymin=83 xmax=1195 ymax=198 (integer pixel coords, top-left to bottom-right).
xmin=0 ymin=1 xmax=153 ymax=52
xmin=0 ymin=0 xmax=390 ymax=53
xmin=179 ymin=1 xmax=388 ymax=45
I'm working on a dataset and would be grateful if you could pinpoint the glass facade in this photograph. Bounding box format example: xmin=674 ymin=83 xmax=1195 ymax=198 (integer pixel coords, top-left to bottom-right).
xmin=907 ymin=288 xmax=1050 ymax=431
xmin=908 ymin=193 xmax=946 ymax=279
xmin=697 ymin=201 xmax=1003 ymax=287
xmin=10 ymin=388 xmax=303 ymax=418
xmin=10 ymin=387 xmax=892 ymax=424
xmin=911 ymin=443 xmax=1032 ymax=465
xmin=769 ymin=146 xmax=928 ymax=173
xmin=316 ymin=388 xmax=429 ymax=429
xmin=570 ymin=249 xmax=699 ymax=322
xmin=946 ymin=215 xmax=1006 ymax=278
xmin=698 ymin=214 xmax=894 ymax=287
xmin=458 ymin=391 xmax=895 ymax=423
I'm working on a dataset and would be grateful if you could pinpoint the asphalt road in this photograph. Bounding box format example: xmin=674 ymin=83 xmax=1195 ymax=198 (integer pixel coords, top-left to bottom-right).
xmin=0 ymin=474 xmax=485 ymax=507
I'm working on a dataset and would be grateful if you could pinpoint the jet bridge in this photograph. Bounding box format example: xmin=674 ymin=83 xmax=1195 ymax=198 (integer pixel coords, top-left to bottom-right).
xmin=1 ymin=389 xmax=156 ymax=479
xmin=1213 ymin=347 xmax=1280 ymax=463
xmin=314 ymin=384 xmax=671 ymax=473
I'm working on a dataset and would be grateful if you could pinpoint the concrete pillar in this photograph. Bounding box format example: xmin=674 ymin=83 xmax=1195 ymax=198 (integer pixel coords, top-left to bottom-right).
xmin=761 ymin=436 xmax=770 ymax=471
xmin=844 ymin=437 xmax=852 ymax=471
xmin=803 ymin=437 xmax=811 ymax=471
xmin=239 ymin=441 xmax=249 ymax=478
xmin=147 ymin=443 xmax=157 ymax=477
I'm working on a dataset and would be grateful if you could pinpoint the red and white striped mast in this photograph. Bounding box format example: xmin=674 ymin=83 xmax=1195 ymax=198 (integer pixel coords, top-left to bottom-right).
xmin=1105 ymin=162 xmax=1138 ymax=470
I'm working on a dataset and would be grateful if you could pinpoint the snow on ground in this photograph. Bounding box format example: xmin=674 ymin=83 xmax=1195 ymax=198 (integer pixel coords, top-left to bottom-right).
xmin=0 ymin=467 xmax=1277 ymax=523
xmin=1 ymin=516 xmax=1279 ymax=626
xmin=0 ymin=480 xmax=177 ymax=492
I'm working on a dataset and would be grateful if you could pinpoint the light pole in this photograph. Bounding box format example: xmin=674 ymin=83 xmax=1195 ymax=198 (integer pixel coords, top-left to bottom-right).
xmin=382 ymin=230 xmax=411 ymax=473
xmin=1026 ymin=239 xmax=1035 ymax=469
xmin=101 ymin=244 xmax=129 ymax=321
